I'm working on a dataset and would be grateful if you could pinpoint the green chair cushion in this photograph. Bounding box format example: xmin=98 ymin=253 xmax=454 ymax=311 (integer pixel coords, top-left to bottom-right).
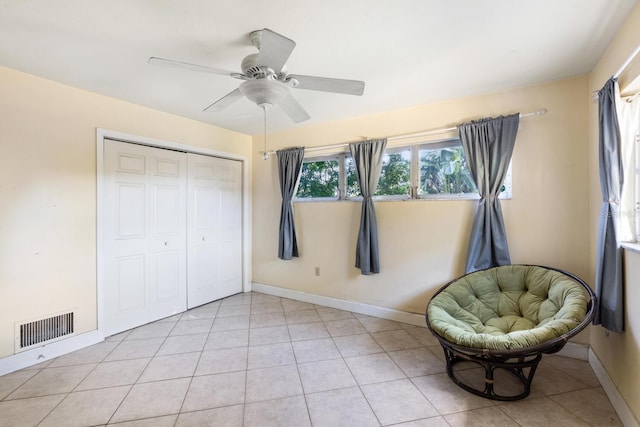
xmin=427 ymin=265 xmax=588 ymax=350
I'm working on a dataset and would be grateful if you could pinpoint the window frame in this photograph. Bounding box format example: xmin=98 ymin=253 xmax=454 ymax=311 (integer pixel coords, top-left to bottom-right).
xmin=343 ymin=146 xmax=413 ymax=202
xmin=294 ymin=138 xmax=512 ymax=202
xmin=294 ymin=154 xmax=342 ymax=202
xmin=414 ymin=139 xmax=512 ymax=200
xmin=373 ymin=146 xmax=413 ymax=201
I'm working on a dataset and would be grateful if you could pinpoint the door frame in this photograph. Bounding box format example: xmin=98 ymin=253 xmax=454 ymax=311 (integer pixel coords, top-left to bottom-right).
xmin=96 ymin=128 xmax=251 ymax=339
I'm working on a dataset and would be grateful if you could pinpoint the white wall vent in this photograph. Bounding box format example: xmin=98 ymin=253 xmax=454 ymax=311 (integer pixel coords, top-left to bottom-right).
xmin=15 ymin=311 xmax=75 ymax=352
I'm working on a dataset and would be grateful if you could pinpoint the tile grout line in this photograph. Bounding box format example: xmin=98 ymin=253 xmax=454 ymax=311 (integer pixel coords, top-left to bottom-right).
xmin=491 ymin=403 xmax=525 ymax=427
xmin=241 ymin=292 xmax=254 ymax=427
xmin=124 ymin=299 xmax=224 ymax=424
xmin=0 ymin=368 xmax=42 ymax=403
xmin=35 ymin=339 xmax=124 ymax=426
xmin=328 ymin=314 xmax=384 ymax=427
xmin=104 ymin=310 xmax=185 ymax=425
xmin=290 ymin=304 xmax=317 ymax=426
xmin=173 ymin=303 xmax=219 ymax=426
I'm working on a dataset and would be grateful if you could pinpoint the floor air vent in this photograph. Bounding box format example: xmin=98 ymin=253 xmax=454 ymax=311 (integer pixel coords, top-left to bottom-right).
xmin=16 ymin=312 xmax=75 ymax=352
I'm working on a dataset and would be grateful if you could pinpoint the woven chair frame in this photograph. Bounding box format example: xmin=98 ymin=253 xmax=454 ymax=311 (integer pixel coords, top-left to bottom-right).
xmin=425 ymin=265 xmax=596 ymax=401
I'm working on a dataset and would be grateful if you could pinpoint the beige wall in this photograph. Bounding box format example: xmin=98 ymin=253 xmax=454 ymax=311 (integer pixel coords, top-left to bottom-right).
xmin=589 ymin=3 xmax=640 ymax=423
xmin=252 ymin=76 xmax=591 ymax=331
xmin=0 ymin=66 xmax=252 ymax=358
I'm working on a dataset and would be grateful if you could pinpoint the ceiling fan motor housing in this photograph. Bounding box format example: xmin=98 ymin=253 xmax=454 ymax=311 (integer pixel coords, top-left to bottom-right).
xmin=242 ymin=53 xmax=272 ymax=78
xmin=241 ymin=52 xmax=291 ymax=83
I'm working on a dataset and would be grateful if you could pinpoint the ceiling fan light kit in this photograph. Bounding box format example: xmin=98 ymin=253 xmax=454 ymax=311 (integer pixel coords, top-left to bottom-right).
xmin=239 ymin=78 xmax=287 ymax=109
xmin=149 ymin=28 xmax=365 ymax=159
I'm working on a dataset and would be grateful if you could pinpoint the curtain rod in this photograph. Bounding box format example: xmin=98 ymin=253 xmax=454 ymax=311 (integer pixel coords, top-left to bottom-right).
xmin=591 ymin=43 xmax=640 ymax=102
xmin=266 ymin=108 xmax=548 ymax=156
xmin=614 ymin=43 xmax=640 ymax=79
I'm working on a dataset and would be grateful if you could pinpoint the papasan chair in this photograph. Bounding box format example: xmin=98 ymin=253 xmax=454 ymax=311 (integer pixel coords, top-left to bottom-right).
xmin=425 ymin=264 xmax=595 ymax=401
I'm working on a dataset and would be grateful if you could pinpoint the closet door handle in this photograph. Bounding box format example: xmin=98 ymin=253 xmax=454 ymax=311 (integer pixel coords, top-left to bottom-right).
xmin=164 ymin=241 xmax=168 ymax=246
xmin=202 ymin=236 xmax=205 ymax=242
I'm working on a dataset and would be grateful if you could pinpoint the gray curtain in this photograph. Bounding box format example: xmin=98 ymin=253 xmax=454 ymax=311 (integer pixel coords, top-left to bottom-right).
xmin=594 ymin=78 xmax=624 ymax=332
xmin=276 ymin=147 xmax=305 ymax=260
xmin=459 ymin=114 xmax=519 ymax=273
xmin=349 ymin=139 xmax=387 ymax=275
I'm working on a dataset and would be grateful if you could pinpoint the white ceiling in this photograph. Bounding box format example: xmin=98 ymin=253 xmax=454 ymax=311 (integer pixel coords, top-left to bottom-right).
xmin=1 ymin=0 xmax=637 ymax=135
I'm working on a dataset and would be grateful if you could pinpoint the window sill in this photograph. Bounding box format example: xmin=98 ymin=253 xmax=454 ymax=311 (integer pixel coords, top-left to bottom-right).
xmin=294 ymin=198 xmax=339 ymax=203
xmin=621 ymin=241 xmax=640 ymax=254
xmin=294 ymin=195 xmax=512 ymax=203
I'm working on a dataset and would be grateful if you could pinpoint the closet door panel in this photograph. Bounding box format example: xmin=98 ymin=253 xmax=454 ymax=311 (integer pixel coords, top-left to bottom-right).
xmin=187 ymin=153 xmax=243 ymax=308
xmin=116 ymin=255 xmax=146 ymax=312
xmin=217 ymin=159 xmax=243 ymax=298
xmin=103 ymin=140 xmax=187 ymax=336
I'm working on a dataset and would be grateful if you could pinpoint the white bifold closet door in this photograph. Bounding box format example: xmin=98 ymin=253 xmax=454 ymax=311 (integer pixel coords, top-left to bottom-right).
xmin=103 ymin=140 xmax=187 ymax=336
xmin=187 ymin=153 xmax=243 ymax=308
xmin=103 ymin=141 xmax=243 ymax=336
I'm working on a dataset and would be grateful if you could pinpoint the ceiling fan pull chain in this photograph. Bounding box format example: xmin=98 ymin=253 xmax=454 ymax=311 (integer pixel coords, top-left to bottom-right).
xmin=263 ymin=105 xmax=269 ymax=160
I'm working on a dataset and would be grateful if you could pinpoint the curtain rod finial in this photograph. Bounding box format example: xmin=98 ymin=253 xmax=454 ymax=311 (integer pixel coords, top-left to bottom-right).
xmin=521 ymin=108 xmax=548 ymax=118
xmin=527 ymin=108 xmax=547 ymax=116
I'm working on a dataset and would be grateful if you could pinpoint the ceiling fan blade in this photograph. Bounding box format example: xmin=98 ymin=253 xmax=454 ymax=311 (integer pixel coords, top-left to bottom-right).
xmin=290 ymin=75 xmax=365 ymax=96
xmin=257 ymin=29 xmax=296 ymax=73
xmin=149 ymin=57 xmax=237 ymax=77
xmin=278 ymin=92 xmax=311 ymax=123
xmin=203 ymin=88 xmax=243 ymax=112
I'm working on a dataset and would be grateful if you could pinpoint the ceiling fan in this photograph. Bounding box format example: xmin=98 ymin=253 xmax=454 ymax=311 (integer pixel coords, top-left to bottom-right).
xmin=148 ymin=28 xmax=365 ymax=125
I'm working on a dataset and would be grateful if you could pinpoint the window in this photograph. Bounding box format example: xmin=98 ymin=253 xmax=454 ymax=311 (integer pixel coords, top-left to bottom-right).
xmin=617 ymin=96 xmax=640 ymax=243
xmin=295 ymin=139 xmax=511 ymax=201
xmin=418 ymin=143 xmax=476 ymax=197
xmin=343 ymin=147 xmax=412 ymax=200
xmin=417 ymin=139 xmax=478 ymax=199
xmin=416 ymin=139 xmax=511 ymax=199
xmin=376 ymin=148 xmax=412 ymax=198
xmin=296 ymin=157 xmax=339 ymax=200
xmin=344 ymin=155 xmax=359 ymax=198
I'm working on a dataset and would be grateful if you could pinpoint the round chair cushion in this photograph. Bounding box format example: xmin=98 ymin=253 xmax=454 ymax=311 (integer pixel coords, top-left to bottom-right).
xmin=427 ymin=265 xmax=589 ymax=350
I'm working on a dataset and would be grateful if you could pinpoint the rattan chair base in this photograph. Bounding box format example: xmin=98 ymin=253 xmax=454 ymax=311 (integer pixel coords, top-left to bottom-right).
xmin=441 ymin=343 xmax=544 ymax=401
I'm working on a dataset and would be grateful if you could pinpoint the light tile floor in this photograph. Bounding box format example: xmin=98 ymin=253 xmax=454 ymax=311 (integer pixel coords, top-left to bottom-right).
xmin=0 ymin=292 xmax=623 ymax=426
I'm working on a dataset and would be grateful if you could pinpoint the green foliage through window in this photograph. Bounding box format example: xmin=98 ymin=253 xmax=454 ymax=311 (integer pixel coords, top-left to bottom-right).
xmin=344 ymin=150 xmax=411 ymax=198
xmin=376 ymin=151 xmax=411 ymax=196
xmin=419 ymin=146 xmax=476 ymax=195
xmin=296 ymin=159 xmax=339 ymax=198
xmin=345 ymin=157 xmax=359 ymax=198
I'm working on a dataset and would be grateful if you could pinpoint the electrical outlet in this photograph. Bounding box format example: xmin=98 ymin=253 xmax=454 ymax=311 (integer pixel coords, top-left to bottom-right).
xmin=314 ymin=267 xmax=320 ymax=276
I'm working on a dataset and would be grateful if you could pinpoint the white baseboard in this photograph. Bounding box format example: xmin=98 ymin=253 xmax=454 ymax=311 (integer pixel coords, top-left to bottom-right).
xmin=251 ymin=282 xmax=426 ymax=327
xmin=555 ymin=342 xmax=589 ymax=360
xmin=0 ymin=330 xmax=103 ymax=376
xmin=589 ymin=348 xmax=640 ymax=427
